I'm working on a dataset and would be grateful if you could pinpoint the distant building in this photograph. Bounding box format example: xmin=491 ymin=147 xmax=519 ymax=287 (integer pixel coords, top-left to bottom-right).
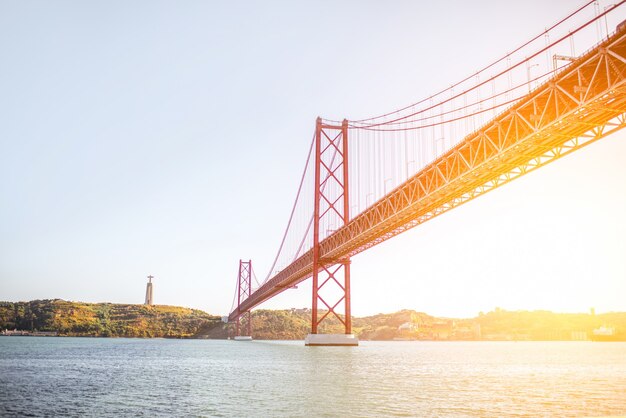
xmin=431 ymin=320 xmax=453 ymax=340
xmin=591 ymin=326 xmax=618 ymax=341
xmin=1 ymin=330 xmax=57 ymax=337
xmin=145 ymin=275 xmax=154 ymax=305
xmin=593 ymin=326 xmax=615 ymax=336
xmin=290 ymin=308 xmax=310 ymax=315
xmin=451 ymin=323 xmax=481 ymax=340
xmin=395 ymin=322 xmax=416 ymax=339
xmin=398 ymin=322 xmax=417 ymax=332
xmin=474 ymin=323 xmax=481 ymax=339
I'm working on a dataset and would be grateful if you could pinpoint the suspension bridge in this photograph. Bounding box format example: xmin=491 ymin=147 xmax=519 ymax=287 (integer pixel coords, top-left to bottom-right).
xmin=228 ymin=2 xmax=626 ymax=345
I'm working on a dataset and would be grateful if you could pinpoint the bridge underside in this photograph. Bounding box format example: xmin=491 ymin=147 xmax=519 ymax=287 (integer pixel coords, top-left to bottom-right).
xmin=229 ymin=30 xmax=626 ymax=323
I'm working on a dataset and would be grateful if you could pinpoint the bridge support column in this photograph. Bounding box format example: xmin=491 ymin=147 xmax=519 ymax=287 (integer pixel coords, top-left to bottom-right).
xmin=235 ymin=260 xmax=253 ymax=341
xmin=307 ymin=117 xmax=358 ymax=346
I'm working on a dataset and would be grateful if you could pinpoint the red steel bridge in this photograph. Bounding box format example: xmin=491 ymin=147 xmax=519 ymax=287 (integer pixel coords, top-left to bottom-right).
xmin=229 ymin=2 xmax=626 ymax=345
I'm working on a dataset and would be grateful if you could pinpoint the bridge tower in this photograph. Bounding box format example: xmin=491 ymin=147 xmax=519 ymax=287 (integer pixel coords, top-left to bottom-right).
xmin=234 ymin=259 xmax=253 ymax=340
xmin=305 ymin=117 xmax=358 ymax=346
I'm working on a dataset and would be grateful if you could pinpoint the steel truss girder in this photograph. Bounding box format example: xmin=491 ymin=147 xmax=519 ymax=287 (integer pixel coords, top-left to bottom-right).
xmin=229 ymin=30 xmax=626 ymax=321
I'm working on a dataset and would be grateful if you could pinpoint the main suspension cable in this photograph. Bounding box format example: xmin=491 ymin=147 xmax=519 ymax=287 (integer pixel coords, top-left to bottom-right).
xmin=349 ymin=2 xmax=624 ymax=129
xmin=338 ymin=0 xmax=596 ymax=125
xmin=262 ymin=132 xmax=315 ymax=284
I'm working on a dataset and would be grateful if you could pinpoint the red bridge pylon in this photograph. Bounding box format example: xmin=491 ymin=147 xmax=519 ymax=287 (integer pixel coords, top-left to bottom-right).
xmin=306 ymin=117 xmax=358 ymax=346
xmin=235 ymin=259 xmax=252 ymax=340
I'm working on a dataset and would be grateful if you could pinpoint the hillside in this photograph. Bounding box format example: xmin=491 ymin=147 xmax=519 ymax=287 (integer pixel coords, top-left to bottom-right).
xmin=212 ymin=308 xmax=626 ymax=341
xmin=0 ymin=299 xmax=222 ymax=338
xmin=474 ymin=308 xmax=626 ymax=340
xmin=2 ymin=300 xmax=625 ymax=340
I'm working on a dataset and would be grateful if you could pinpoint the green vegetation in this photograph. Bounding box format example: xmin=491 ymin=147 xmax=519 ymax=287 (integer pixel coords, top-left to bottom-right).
xmin=0 ymin=300 xmax=222 ymax=338
xmin=236 ymin=308 xmax=440 ymax=340
xmin=475 ymin=308 xmax=626 ymax=341
xmin=2 ymin=300 xmax=624 ymax=340
xmin=226 ymin=308 xmax=626 ymax=341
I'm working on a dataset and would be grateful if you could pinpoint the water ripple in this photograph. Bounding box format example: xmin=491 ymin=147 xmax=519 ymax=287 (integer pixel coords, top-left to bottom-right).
xmin=1 ymin=339 xmax=625 ymax=417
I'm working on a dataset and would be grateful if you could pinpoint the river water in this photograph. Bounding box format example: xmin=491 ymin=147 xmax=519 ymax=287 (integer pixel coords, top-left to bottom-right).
xmin=1 ymin=337 xmax=625 ymax=417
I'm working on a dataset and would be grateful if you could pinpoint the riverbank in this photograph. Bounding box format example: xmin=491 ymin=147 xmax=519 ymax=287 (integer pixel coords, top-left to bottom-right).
xmin=2 ymin=299 xmax=625 ymax=341
xmin=0 ymin=299 xmax=221 ymax=338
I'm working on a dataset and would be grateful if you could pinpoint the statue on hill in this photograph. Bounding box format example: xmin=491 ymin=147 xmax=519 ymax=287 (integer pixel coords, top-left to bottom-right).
xmin=145 ymin=275 xmax=154 ymax=306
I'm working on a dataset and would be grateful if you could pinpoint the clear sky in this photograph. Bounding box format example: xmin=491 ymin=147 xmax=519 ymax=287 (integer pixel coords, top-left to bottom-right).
xmin=1 ymin=0 xmax=625 ymax=318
